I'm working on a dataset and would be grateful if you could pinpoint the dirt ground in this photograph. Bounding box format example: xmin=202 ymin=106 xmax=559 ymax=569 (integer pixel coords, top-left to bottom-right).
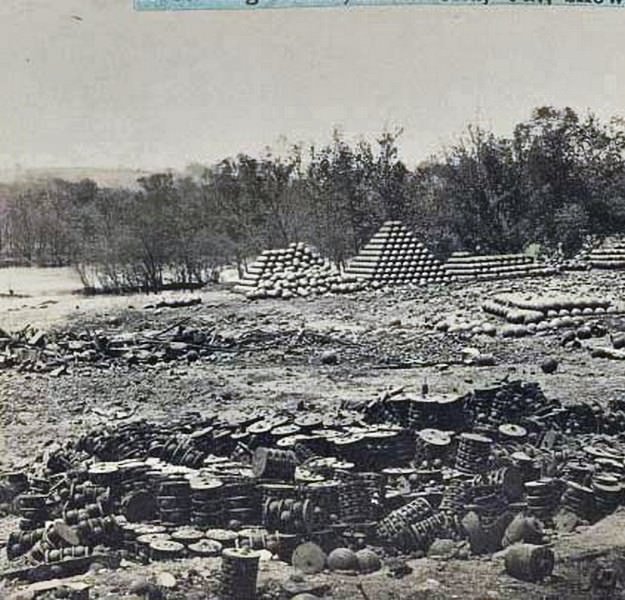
xmin=2 ymin=268 xmax=625 ymax=599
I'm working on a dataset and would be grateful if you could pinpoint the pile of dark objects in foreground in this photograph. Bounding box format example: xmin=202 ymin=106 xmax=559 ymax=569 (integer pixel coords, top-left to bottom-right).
xmin=4 ymin=380 xmax=625 ymax=594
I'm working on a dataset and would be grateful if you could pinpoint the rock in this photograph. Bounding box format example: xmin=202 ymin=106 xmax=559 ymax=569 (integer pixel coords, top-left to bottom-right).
xmin=128 ymin=578 xmax=148 ymax=594
xmin=320 ymin=350 xmax=339 ymax=365
xmin=385 ymin=557 xmax=412 ymax=578
xmin=540 ymin=357 xmax=559 ymax=374
xmin=185 ymin=593 xmax=209 ymax=600
xmin=612 ymin=333 xmax=625 ymax=349
xmin=281 ymin=574 xmax=329 ymax=597
xmin=128 ymin=578 xmax=157 ymax=597
xmin=156 ymin=571 xmax=177 ymax=589
xmin=355 ymin=548 xmax=382 ymax=573
xmin=561 ymin=330 xmax=577 ymax=346
xmin=553 ymin=510 xmax=580 ymax=533
xmin=415 ymin=579 xmax=441 ymax=592
xmin=474 ymin=353 xmax=496 ymax=367
xmin=29 ymin=331 xmax=46 ymax=348
xmin=427 ymin=538 xmax=458 ymax=559
xmin=7 ymin=592 xmax=34 ymax=600
xmin=503 ymin=514 xmax=545 ymax=547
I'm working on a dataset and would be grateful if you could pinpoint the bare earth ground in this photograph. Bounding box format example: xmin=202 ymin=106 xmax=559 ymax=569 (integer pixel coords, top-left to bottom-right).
xmin=2 ymin=267 xmax=625 ymax=599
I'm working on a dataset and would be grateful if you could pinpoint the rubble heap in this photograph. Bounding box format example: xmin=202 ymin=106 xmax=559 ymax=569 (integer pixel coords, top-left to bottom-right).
xmin=344 ymin=221 xmax=452 ymax=286
xmin=444 ymin=252 xmax=555 ymax=281
xmin=234 ymin=242 xmax=367 ymax=299
xmin=4 ymin=379 xmax=625 ymax=584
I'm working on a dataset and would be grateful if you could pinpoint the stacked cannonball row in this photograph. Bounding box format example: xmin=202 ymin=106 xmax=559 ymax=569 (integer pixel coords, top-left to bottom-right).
xmin=444 ymin=251 xmax=554 ymax=281
xmin=483 ymin=295 xmax=618 ymax=325
xmin=586 ymin=235 xmax=625 ymax=269
xmin=345 ymin=221 xmax=452 ymax=285
xmin=482 ymin=294 xmax=623 ymax=338
xmin=236 ymin=242 xmax=368 ymax=299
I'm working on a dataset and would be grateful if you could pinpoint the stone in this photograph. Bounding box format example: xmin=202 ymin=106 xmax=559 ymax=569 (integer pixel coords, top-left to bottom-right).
xmin=320 ymin=350 xmax=339 ymax=365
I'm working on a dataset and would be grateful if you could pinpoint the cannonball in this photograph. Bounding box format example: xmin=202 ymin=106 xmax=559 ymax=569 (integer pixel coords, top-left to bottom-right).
xmin=356 ymin=548 xmax=382 ymax=573
xmin=327 ymin=547 xmax=359 ymax=571
xmin=540 ymin=357 xmax=558 ymax=374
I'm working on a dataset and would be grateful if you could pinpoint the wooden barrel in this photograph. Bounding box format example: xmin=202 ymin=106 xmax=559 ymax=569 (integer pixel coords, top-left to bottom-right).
xmin=505 ymin=543 xmax=554 ymax=582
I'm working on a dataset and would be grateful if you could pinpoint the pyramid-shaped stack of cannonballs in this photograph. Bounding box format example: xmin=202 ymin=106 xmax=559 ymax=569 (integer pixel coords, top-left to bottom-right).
xmin=344 ymin=221 xmax=452 ymax=286
xmin=585 ymin=236 xmax=625 ymax=270
xmin=444 ymin=252 xmax=555 ymax=281
xmin=234 ymin=242 xmax=367 ymax=299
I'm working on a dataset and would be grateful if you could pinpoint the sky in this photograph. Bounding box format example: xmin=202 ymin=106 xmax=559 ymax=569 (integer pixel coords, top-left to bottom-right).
xmin=0 ymin=0 xmax=622 ymax=174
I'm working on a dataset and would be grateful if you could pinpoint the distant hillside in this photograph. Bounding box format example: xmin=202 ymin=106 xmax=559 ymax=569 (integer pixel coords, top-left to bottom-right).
xmin=0 ymin=167 xmax=176 ymax=189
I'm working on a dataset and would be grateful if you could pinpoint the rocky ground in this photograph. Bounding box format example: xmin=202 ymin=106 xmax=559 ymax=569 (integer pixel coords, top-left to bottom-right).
xmin=2 ymin=270 xmax=625 ymax=599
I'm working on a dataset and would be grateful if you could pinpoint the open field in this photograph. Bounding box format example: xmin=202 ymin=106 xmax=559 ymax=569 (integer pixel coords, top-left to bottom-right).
xmin=2 ymin=269 xmax=625 ymax=599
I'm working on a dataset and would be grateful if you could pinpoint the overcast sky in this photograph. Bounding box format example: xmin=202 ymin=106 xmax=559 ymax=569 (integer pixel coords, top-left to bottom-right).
xmin=0 ymin=0 xmax=621 ymax=172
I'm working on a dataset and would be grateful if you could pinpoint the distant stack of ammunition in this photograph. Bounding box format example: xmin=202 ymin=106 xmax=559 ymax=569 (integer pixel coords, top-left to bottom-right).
xmin=345 ymin=221 xmax=452 ymax=286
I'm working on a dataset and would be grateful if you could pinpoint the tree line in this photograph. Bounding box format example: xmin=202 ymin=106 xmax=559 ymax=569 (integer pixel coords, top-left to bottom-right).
xmin=2 ymin=106 xmax=625 ymax=292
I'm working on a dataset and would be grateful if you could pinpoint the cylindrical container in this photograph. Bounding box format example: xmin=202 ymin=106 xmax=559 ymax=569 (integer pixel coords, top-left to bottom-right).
xmin=252 ymin=448 xmax=297 ymax=481
xmin=455 ymin=433 xmax=493 ymax=475
xmin=504 ymin=544 xmax=554 ymax=582
xmin=220 ymin=548 xmax=261 ymax=600
xmin=205 ymin=528 xmax=238 ymax=548
xmin=149 ymin=539 xmax=185 ymax=561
